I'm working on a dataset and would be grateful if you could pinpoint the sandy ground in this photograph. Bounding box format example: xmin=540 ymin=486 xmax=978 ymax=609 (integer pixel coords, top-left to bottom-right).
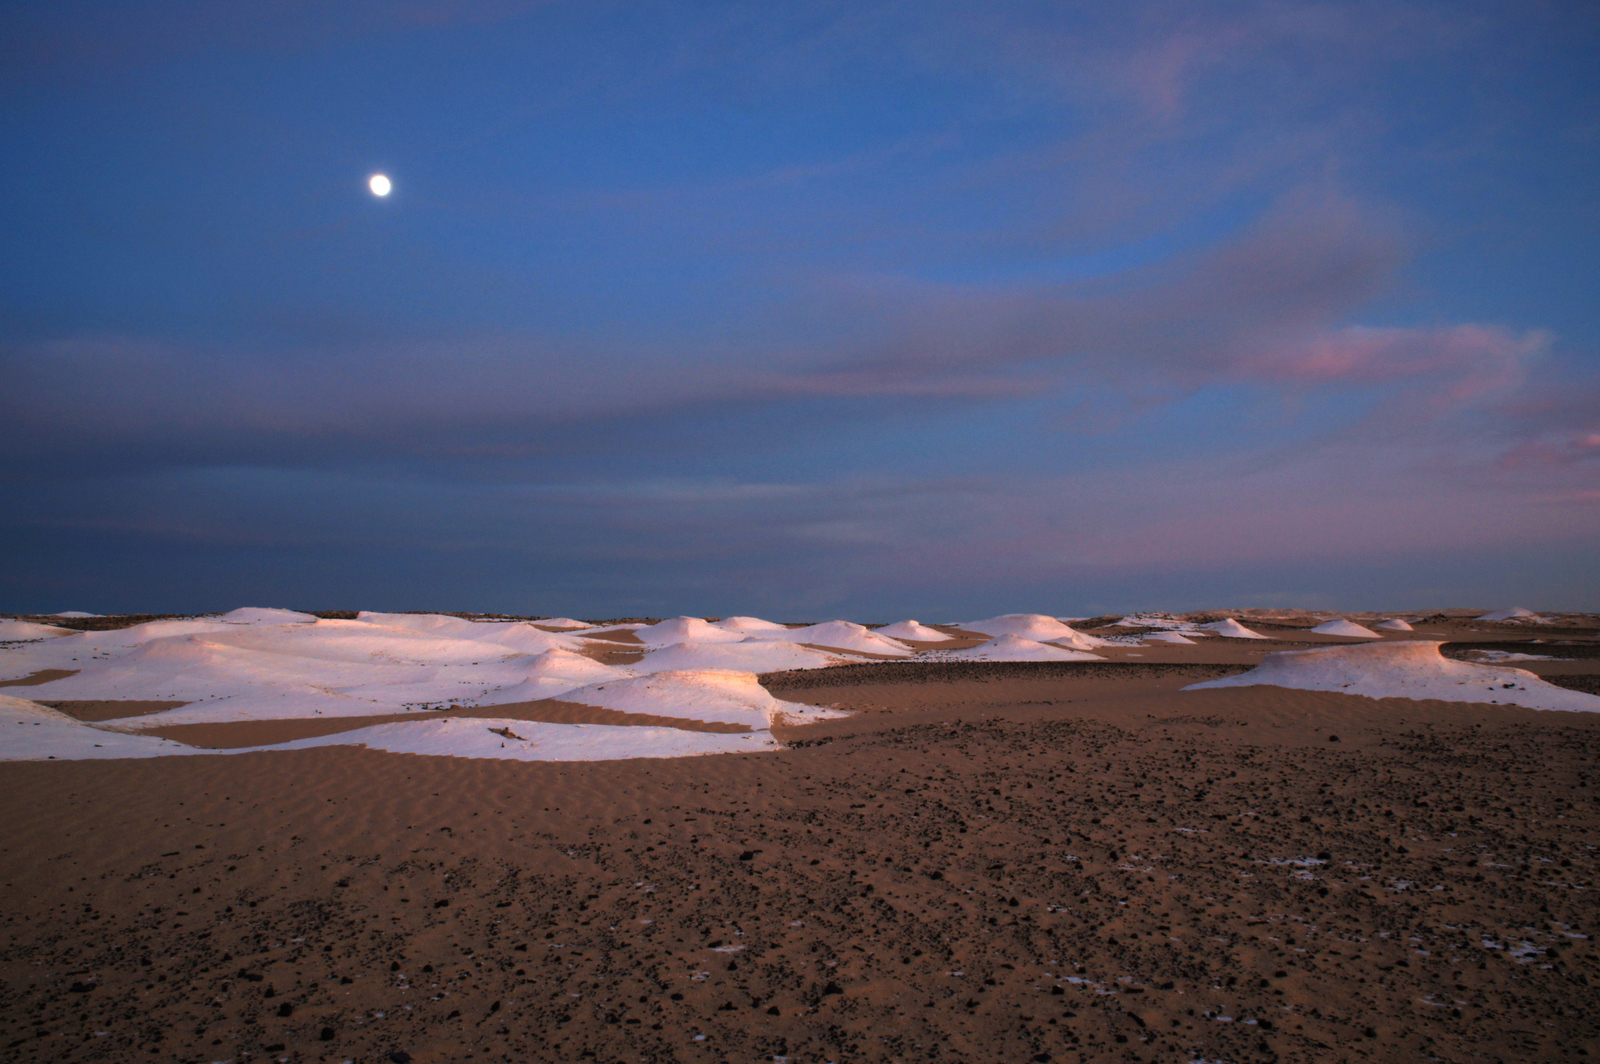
xmin=3 ymin=621 xmax=1600 ymax=1063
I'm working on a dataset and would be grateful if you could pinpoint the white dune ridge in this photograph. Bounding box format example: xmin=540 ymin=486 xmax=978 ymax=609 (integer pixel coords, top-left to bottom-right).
xmin=0 ymin=619 xmax=77 ymax=641
xmin=0 ymin=691 xmax=769 ymax=763
xmin=634 ymin=639 xmax=844 ymax=674
xmin=1375 ymin=619 xmax=1415 ymax=631
xmin=1198 ymin=618 xmax=1269 ymax=639
xmin=1185 ymin=640 xmax=1600 ymax=713
xmin=961 ymin=614 xmax=1110 ymax=650
xmin=938 ymin=634 xmax=1103 ymax=662
xmin=0 ymin=694 xmax=207 ymax=760
xmin=1477 ymin=607 xmax=1542 ymax=622
xmin=712 ymin=616 xmax=792 ymax=634
xmin=877 ymin=620 xmax=956 ymax=642
xmin=262 ymin=717 xmax=776 ymax=762
xmin=745 ymin=620 xmax=914 ymax=656
xmin=1309 ymin=619 xmax=1381 ymax=638
xmin=1142 ymin=631 xmax=1195 ymax=645
xmin=635 ymin=616 xmax=750 ymax=646
xmin=550 ymin=670 xmax=846 ymax=730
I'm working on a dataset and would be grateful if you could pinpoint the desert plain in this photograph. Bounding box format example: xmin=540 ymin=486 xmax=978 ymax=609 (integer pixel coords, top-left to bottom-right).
xmin=2 ymin=607 xmax=1599 ymax=1064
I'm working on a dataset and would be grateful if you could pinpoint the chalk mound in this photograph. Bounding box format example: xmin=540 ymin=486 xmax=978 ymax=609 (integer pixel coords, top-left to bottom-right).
xmin=636 ymin=617 xmax=747 ymax=646
xmin=712 ymin=616 xmax=791 ymax=633
xmin=0 ymin=619 xmax=77 ymax=641
xmin=1198 ymin=618 xmax=1268 ymax=640
xmin=1309 ymin=619 xmax=1380 ymax=638
xmin=942 ymin=634 xmax=1102 ymax=662
xmin=219 ymin=607 xmax=318 ymax=625
xmin=636 ymin=639 xmax=843 ymax=675
xmin=474 ymin=647 xmax=634 ymax=704
xmin=1184 ymin=640 xmax=1600 ymax=713
xmin=1477 ymin=607 xmax=1541 ymax=622
xmin=749 ymin=620 xmax=913 ymax=656
xmin=877 ymin=620 xmax=956 ymax=642
xmin=51 ymin=611 xmax=100 ymax=618
xmin=557 ymin=669 xmax=842 ymax=730
xmin=1142 ymin=631 xmax=1195 ymax=645
xmin=263 ymin=716 xmax=774 ymax=761
xmin=962 ymin=614 xmax=1108 ymax=650
xmin=0 ymin=694 xmax=205 ymax=761
xmin=532 ymin=617 xmax=593 ymax=630
xmin=1375 ymin=619 xmax=1414 ymax=631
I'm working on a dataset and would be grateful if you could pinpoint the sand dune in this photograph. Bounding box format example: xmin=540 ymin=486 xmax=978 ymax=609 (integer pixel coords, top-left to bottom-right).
xmin=1197 ymin=617 xmax=1268 ymax=639
xmin=1478 ymin=606 xmax=1542 ymax=622
xmin=1186 ymin=639 xmax=1600 ymax=712
xmin=939 ymin=633 xmax=1104 ymax=662
xmin=1309 ymin=618 xmax=1381 ymax=638
xmin=877 ymin=619 xmax=956 ymax=642
xmin=0 ymin=619 xmax=76 ymax=641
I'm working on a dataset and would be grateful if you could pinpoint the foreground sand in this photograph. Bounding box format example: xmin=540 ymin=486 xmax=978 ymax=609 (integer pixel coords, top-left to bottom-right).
xmin=3 ymin=652 xmax=1600 ymax=1063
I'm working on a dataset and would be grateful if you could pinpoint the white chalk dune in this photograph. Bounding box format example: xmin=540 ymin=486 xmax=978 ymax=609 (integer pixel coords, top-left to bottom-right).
xmin=0 ymin=609 xmax=853 ymax=762
xmin=1143 ymin=631 xmax=1195 ymax=645
xmin=1477 ymin=607 xmax=1541 ymax=622
xmin=531 ymin=617 xmax=593 ymax=630
xmin=712 ymin=616 xmax=791 ymax=633
xmin=1375 ymin=619 xmax=1414 ymax=631
xmin=962 ymin=614 xmax=1109 ymax=649
xmin=941 ymin=634 xmax=1102 ymax=662
xmin=635 ymin=639 xmax=843 ymax=674
xmin=0 ymin=619 xmax=77 ymax=641
xmin=1198 ymin=618 xmax=1268 ymax=639
xmin=1309 ymin=619 xmax=1380 ymax=638
xmin=747 ymin=620 xmax=913 ymax=656
xmin=556 ymin=669 xmax=843 ymax=730
xmin=219 ymin=607 xmax=317 ymax=625
xmin=51 ymin=611 xmax=101 ymax=618
xmin=635 ymin=616 xmax=749 ymax=646
xmin=262 ymin=717 xmax=775 ymax=761
xmin=1185 ymin=640 xmax=1600 ymax=713
xmin=0 ymin=694 xmax=206 ymax=761
xmin=877 ymin=620 xmax=956 ymax=642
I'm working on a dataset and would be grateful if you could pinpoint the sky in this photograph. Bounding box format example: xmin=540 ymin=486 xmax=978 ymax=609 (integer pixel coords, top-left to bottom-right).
xmin=2 ymin=0 xmax=1598 ymax=619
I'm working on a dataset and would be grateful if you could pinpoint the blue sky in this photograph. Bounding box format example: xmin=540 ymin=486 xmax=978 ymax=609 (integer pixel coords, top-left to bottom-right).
xmin=3 ymin=1 xmax=1597 ymax=617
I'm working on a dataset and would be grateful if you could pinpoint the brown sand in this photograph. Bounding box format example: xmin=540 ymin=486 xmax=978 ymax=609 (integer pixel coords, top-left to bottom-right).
xmin=128 ymin=702 xmax=758 ymax=750
xmin=4 ymin=640 xmax=1600 ymax=1063
xmin=0 ymin=670 xmax=80 ymax=689
xmin=39 ymin=701 xmax=190 ymax=724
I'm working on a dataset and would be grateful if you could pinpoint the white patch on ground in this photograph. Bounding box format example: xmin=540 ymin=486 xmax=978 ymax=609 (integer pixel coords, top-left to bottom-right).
xmin=1464 ymin=649 xmax=1553 ymax=663
xmin=1185 ymin=640 xmax=1600 ymax=713
xmin=1142 ymin=631 xmax=1196 ymax=645
xmin=1375 ymin=618 xmax=1415 ymax=631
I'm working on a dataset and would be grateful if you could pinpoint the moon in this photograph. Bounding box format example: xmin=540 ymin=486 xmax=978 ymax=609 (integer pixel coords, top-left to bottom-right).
xmin=368 ymin=174 xmax=392 ymax=197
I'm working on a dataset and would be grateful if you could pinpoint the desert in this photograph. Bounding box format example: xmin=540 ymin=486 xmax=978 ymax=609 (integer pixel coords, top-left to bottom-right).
xmin=3 ymin=607 xmax=1599 ymax=1064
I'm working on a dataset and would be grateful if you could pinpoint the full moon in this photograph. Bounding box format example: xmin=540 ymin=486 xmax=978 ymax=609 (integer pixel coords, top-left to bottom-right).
xmin=368 ymin=174 xmax=392 ymax=197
